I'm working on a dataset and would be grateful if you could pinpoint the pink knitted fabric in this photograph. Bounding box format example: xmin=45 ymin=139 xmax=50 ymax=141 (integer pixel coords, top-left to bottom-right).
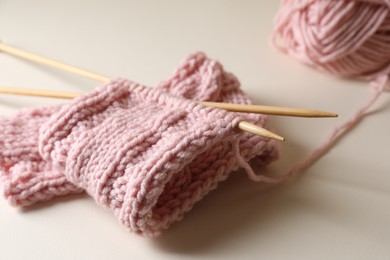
xmin=0 ymin=52 xmax=278 ymax=236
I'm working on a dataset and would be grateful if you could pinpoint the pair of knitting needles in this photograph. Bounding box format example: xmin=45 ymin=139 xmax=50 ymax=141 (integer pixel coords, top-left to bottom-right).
xmin=0 ymin=42 xmax=337 ymax=141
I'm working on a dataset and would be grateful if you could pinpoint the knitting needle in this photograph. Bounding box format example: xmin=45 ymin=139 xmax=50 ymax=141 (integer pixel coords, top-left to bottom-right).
xmin=0 ymin=42 xmax=110 ymax=83
xmin=0 ymin=86 xmax=81 ymax=99
xmin=0 ymin=42 xmax=337 ymax=118
xmin=201 ymin=102 xmax=337 ymax=118
xmin=0 ymin=85 xmax=285 ymax=141
xmin=0 ymin=86 xmax=337 ymax=118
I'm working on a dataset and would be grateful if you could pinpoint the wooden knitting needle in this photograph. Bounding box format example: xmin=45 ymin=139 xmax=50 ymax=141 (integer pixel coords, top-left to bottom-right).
xmin=0 ymin=84 xmax=337 ymax=118
xmin=0 ymin=42 xmax=110 ymax=83
xmin=201 ymin=102 xmax=337 ymax=118
xmin=0 ymin=42 xmax=337 ymax=118
xmin=0 ymin=86 xmax=81 ymax=99
xmin=0 ymin=85 xmax=285 ymax=141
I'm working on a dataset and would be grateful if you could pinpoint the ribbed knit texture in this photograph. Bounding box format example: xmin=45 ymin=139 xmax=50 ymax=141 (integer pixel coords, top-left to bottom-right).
xmin=0 ymin=52 xmax=278 ymax=236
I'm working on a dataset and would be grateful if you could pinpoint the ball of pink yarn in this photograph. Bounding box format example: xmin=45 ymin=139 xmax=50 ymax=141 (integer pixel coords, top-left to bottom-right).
xmin=271 ymin=0 xmax=390 ymax=179
xmin=273 ymin=0 xmax=390 ymax=81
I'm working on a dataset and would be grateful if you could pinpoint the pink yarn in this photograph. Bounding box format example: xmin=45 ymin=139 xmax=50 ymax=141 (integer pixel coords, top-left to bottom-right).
xmin=272 ymin=0 xmax=389 ymax=178
xmin=0 ymin=52 xmax=278 ymax=236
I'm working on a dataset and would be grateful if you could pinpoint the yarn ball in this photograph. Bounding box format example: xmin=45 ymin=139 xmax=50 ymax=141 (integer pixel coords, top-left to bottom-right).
xmin=0 ymin=52 xmax=279 ymax=237
xmin=270 ymin=0 xmax=390 ymax=180
xmin=272 ymin=0 xmax=390 ymax=81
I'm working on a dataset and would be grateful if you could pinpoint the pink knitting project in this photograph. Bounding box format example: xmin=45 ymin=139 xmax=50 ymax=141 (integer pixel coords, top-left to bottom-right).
xmin=0 ymin=52 xmax=278 ymax=236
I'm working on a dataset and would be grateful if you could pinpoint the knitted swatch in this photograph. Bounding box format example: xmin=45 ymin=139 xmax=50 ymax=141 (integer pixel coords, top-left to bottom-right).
xmin=0 ymin=52 xmax=278 ymax=236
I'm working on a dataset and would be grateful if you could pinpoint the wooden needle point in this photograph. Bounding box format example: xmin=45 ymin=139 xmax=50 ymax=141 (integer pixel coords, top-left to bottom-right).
xmin=238 ymin=121 xmax=285 ymax=141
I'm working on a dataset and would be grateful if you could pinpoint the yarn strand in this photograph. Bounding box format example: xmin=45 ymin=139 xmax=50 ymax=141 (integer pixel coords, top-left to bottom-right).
xmin=286 ymin=78 xmax=387 ymax=180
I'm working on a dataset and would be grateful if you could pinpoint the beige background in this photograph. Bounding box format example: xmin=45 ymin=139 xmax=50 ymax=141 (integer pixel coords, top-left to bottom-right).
xmin=0 ymin=1 xmax=389 ymax=259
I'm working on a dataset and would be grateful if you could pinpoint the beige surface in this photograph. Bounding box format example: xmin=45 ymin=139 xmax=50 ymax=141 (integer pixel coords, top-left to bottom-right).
xmin=0 ymin=1 xmax=389 ymax=259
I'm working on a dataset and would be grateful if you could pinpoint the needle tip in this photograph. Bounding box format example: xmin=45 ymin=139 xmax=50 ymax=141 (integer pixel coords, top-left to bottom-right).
xmin=273 ymin=135 xmax=285 ymax=142
xmin=238 ymin=121 xmax=285 ymax=141
xmin=326 ymin=112 xmax=338 ymax=117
